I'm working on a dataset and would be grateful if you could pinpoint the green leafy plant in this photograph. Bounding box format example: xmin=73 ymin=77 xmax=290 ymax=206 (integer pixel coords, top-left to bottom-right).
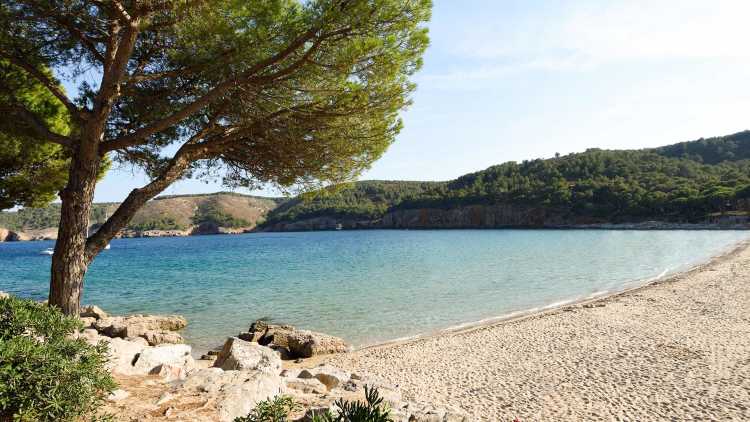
xmin=310 ymin=386 xmax=393 ymax=422
xmin=0 ymin=296 xmax=116 ymax=421
xmin=234 ymin=395 xmax=300 ymax=422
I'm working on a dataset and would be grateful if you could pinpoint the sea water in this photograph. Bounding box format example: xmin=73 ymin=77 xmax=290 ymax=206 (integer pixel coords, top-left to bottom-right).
xmin=1 ymin=229 xmax=747 ymax=353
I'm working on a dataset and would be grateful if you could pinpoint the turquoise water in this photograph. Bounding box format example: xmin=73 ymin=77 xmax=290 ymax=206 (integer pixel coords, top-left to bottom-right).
xmin=0 ymin=230 xmax=747 ymax=353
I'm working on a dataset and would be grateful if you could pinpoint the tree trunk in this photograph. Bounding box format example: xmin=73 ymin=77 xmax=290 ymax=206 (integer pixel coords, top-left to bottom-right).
xmin=49 ymin=147 xmax=101 ymax=315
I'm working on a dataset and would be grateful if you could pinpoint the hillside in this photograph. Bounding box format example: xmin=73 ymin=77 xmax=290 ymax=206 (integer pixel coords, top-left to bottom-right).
xmin=0 ymin=193 xmax=281 ymax=239
xmin=4 ymin=131 xmax=750 ymax=238
xmin=261 ymin=131 xmax=750 ymax=230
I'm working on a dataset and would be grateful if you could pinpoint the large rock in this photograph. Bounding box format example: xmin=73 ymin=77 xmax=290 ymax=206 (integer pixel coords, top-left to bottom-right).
xmin=142 ymin=329 xmax=184 ymax=346
xmin=247 ymin=320 xmax=296 ymax=347
xmin=106 ymin=337 xmax=147 ymax=375
xmin=0 ymin=291 xmax=9 ymax=299
xmin=287 ymin=330 xmax=350 ymax=358
xmin=298 ymin=365 xmax=350 ymax=390
xmin=213 ymin=337 xmax=281 ymax=374
xmin=132 ymin=344 xmax=194 ymax=375
xmin=284 ymin=377 xmax=327 ymax=394
xmin=94 ymin=315 xmax=187 ymax=338
xmin=80 ymin=305 xmax=108 ymax=320
xmin=180 ymin=368 xmax=284 ymax=422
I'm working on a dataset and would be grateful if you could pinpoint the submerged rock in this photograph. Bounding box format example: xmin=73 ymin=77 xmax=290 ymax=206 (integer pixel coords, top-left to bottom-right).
xmin=213 ymin=337 xmax=281 ymax=374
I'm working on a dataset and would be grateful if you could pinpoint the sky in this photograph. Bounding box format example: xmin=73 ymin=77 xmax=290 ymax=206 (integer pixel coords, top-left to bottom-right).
xmin=90 ymin=0 xmax=750 ymax=202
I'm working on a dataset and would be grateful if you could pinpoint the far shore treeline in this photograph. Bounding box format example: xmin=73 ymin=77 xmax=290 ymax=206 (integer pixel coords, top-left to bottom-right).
xmin=2 ymin=130 xmax=750 ymax=232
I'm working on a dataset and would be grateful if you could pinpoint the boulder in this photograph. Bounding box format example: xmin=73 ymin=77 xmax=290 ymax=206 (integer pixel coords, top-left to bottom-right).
xmin=142 ymin=329 xmax=184 ymax=346
xmin=107 ymin=389 xmax=130 ymax=402
xmin=0 ymin=291 xmax=9 ymax=299
xmin=94 ymin=315 xmax=187 ymax=338
xmin=80 ymin=305 xmax=108 ymax=319
xmin=247 ymin=320 xmax=296 ymax=347
xmin=124 ymin=336 xmax=150 ymax=346
xmin=132 ymin=344 xmax=193 ymax=375
xmin=79 ymin=317 xmax=97 ymax=328
xmin=151 ymin=363 xmax=189 ymax=382
xmin=180 ymin=368 xmax=284 ymax=422
xmin=106 ymin=338 xmax=147 ymax=375
xmin=213 ymin=337 xmax=281 ymax=374
xmin=284 ymin=377 xmax=327 ymax=394
xmin=298 ymin=365 xmax=350 ymax=390
xmin=287 ymin=330 xmax=350 ymax=358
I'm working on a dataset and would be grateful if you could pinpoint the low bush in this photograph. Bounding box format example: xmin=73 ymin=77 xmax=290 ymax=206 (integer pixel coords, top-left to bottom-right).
xmin=310 ymin=385 xmax=393 ymax=422
xmin=238 ymin=386 xmax=393 ymax=422
xmin=0 ymin=296 xmax=116 ymax=421
xmin=234 ymin=395 xmax=299 ymax=422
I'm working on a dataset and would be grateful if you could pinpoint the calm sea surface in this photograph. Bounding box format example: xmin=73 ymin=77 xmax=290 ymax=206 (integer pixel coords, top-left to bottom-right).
xmin=0 ymin=230 xmax=747 ymax=353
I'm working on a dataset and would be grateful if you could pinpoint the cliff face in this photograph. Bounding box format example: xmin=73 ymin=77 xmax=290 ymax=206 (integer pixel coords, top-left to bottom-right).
xmin=263 ymin=204 xmax=583 ymax=231
xmin=262 ymin=204 xmax=750 ymax=231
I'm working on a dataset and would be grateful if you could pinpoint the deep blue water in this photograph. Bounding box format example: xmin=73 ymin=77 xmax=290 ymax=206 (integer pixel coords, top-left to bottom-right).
xmin=0 ymin=230 xmax=747 ymax=353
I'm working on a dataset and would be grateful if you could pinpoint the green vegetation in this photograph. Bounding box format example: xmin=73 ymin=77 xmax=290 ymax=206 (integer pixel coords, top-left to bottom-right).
xmin=0 ymin=60 xmax=71 ymax=210
xmin=234 ymin=396 xmax=299 ymax=422
xmin=236 ymin=387 xmax=392 ymax=422
xmin=0 ymin=296 xmax=116 ymax=421
xmin=193 ymin=197 xmax=250 ymax=228
xmin=265 ymin=131 xmax=750 ymax=225
xmin=0 ymin=193 xmax=272 ymax=232
xmin=310 ymin=386 xmax=393 ymax=422
xmin=2 ymin=0 xmax=431 ymax=314
xmin=266 ymin=181 xmax=444 ymax=224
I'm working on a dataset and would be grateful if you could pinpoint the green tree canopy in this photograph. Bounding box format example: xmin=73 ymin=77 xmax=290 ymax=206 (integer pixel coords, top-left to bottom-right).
xmin=0 ymin=0 xmax=431 ymax=314
xmin=0 ymin=61 xmax=70 ymax=209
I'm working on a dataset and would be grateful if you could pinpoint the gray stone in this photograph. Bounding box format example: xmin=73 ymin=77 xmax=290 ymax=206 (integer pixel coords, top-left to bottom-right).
xmin=180 ymin=368 xmax=284 ymax=422
xmin=284 ymin=377 xmax=328 ymax=394
xmin=132 ymin=344 xmax=194 ymax=375
xmin=142 ymin=329 xmax=184 ymax=346
xmin=80 ymin=305 xmax=108 ymax=320
xmin=287 ymin=330 xmax=350 ymax=358
xmin=107 ymin=389 xmax=130 ymax=402
xmin=213 ymin=337 xmax=281 ymax=374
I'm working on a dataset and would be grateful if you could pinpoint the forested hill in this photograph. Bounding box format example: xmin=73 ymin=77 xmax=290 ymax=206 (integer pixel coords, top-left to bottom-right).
xmin=262 ymin=131 xmax=750 ymax=230
xmin=0 ymin=193 xmax=280 ymax=237
xmin=3 ymin=131 xmax=750 ymax=237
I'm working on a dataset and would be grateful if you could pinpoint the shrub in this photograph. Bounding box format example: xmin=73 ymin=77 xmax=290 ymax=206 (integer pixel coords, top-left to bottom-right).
xmin=0 ymin=296 xmax=116 ymax=421
xmin=310 ymin=386 xmax=393 ymax=422
xmin=234 ymin=395 xmax=299 ymax=422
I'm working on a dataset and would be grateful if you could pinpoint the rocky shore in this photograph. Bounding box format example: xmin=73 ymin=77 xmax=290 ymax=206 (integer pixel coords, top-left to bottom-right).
xmin=70 ymin=308 xmax=466 ymax=421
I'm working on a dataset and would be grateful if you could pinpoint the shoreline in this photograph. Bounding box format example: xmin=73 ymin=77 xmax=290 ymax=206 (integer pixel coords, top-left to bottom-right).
xmin=2 ymin=224 xmax=748 ymax=242
xmin=326 ymin=238 xmax=750 ymax=420
xmin=356 ymin=238 xmax=749 ymax=352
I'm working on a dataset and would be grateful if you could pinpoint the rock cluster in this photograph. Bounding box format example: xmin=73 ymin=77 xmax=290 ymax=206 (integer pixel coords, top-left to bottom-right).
xmin=238 ymin=320 xmax=351 ymax=359
xmin=91 ymin=313 xmax=187 ymax=346
xmin=89 ymin=310 xmax=465 ymax=421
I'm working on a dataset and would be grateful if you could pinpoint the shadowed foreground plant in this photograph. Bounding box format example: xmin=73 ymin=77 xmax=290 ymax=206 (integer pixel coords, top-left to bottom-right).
xmin=310 ymin=385 xmax=393 ymax=422
xmin=234 ymin=395 xmax=299 ymax=422
xmin=0 ymin=296 xmax=116 ymax=421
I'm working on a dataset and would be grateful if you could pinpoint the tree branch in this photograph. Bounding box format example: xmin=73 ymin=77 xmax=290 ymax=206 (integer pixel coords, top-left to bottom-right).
xmin=99 ymin=27 xmax=323 ymax=153
xmin=0 ymin=100 xmax=72 ymax=148
xmin=0 ymin=51 xmax=86 ymax=122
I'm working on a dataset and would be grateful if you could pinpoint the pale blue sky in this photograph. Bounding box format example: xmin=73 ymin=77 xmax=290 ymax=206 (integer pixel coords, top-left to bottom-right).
xmin=90 ymin=0 xmax=750 ymax=202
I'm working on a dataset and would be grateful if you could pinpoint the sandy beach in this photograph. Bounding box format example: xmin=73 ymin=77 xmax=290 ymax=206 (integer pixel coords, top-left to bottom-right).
xmin=326 ymin=241 xmax=750 ymax=421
